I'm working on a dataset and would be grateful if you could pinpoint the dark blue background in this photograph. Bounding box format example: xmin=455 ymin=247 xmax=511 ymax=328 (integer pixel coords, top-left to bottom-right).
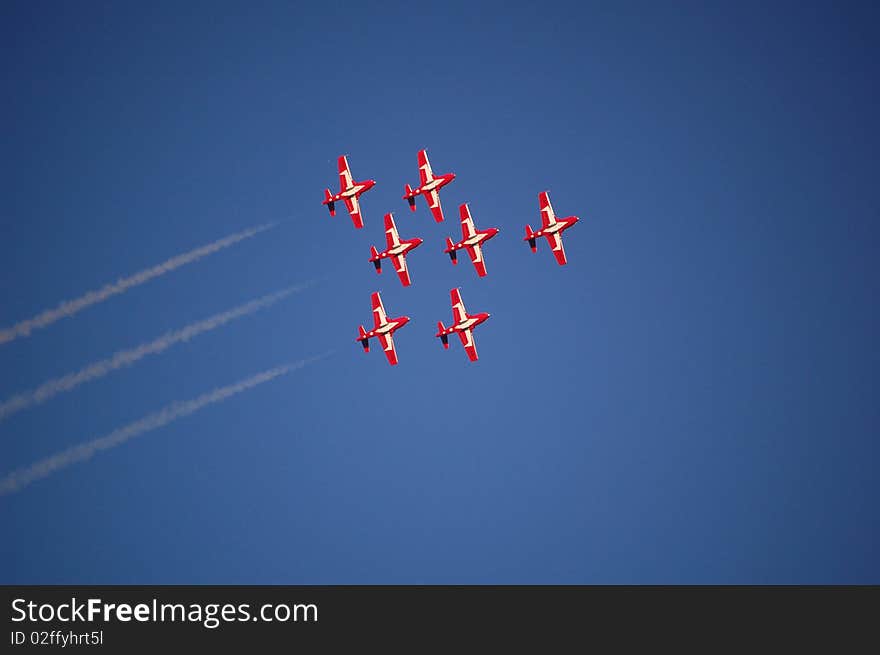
xmin=2 ymin=1 xmax=877 ymax=583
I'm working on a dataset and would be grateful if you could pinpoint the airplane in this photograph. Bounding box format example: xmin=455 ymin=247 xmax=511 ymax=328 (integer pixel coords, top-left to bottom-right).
xmin=444 ymin=203 xmax=500 ymax=277
xmin=369 ymin=213 xmax=424 ymax=287
xmin=523 ymin=191 xmax=580 ymax=265
xmin=403 ymin=149 xmax=456 ymax=222
xmin=322 ymin=154 xmax=376 ymax=229
xmin=356 ymin=291 xmax=411 ymax=366
xmin=435 ymin=288 xmax=490 ymax=362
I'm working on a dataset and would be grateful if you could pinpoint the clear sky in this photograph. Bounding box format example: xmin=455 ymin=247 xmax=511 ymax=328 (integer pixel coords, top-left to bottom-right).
xmin=1 ymin=1 xmax=877 ymax=583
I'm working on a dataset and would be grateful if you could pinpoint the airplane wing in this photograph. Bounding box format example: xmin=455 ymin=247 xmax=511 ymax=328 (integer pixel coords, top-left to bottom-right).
xmin=539 ymin=191 xmax=557 ymax=229
xmin=392 ymin=254 xmax=411 ymax=287
xmin=336 ymin=155 xmax=353 ymax=193
xmin=377 ymin=332 xmax=399 ymax=365
xmin=547 ymin=232 xmax=568 ymax=265
xmin=418 ymin=149 xmax=434 ymax=185
xmin=344 ymin=194 xmax=364 ymax=229
xmin=458 ymin=329 xmax=479 ymax=362
xmin=338 ymin=155 xmax=354 ymax=190
xmin=426 ymin=188 xmax=444 ymax=222
xmin=460 ymin=203 xmax=476 ymax=238
xmin=450 ymin=288 xmax=468 ymax=325
xmin=371 ymin=291 xmax=387 ymax=328
xmin=466 ymin=245 xmax=488 ymax=277
xmin=384 ymin=213 xmax=400 ymax=248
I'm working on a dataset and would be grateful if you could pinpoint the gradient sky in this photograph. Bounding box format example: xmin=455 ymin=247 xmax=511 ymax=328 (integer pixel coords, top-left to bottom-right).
xmin=1 ymin=1 xmax=877 ymax=583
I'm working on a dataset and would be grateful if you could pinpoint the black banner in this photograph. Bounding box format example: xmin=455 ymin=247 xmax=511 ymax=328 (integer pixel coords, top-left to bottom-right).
xmin=2 ymin=586 xmax=876 ymax=649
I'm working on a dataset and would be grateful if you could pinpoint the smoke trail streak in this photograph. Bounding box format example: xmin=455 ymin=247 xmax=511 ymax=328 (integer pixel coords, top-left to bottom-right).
xmin=0 ymin=354 xmax=331 ymax=496
xmin=0 ymin=223 xmax=276 ymax=345
xmin=0 ymin=283 xmax=312 ymax=422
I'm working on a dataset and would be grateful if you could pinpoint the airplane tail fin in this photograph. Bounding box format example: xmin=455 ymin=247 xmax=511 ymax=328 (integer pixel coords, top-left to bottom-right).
xmin=404 ymin=184 xmax=417 ymax=211
xmin=323 ymin=189 xmax=336 ymax=216
xmin=436 ymin=321 xmax=449 ymax=348
xmin=525 ymin=224 xmax=537 ymax=252
xmin=444 ymin=238 xmax=457 ymax=264
xmin=358 ymin=325 xmax=369 ymax=352
xmin=369 ymin=246 xmax=382 ymax=273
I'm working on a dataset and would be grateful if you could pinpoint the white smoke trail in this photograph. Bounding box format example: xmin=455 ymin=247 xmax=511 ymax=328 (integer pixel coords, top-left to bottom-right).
xmin=0 ymin=283 xmax=312 ymax=422
xmin=0 ymin=222 xmax=276 ymax=345
xmin=0 ymin=354 xmax=331 ymax=496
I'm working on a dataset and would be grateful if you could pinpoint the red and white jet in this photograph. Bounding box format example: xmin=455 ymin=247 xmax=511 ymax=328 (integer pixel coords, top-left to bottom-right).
xmin=369 ymin=213 xmax=424 ymax=287
xmin=322 ymin=155 xmax=376 ymax=229
xmin=435 ymin=288 xmax=490 ymax=362
xmin=444 ymin=203 xmax=500 ymax=277
xmin=524 ymin=191 xmax=580 ymax=265
xmin=403 ymin=149 xmax=456 ymax=222
xmin=356 ymin=291 xmax=410 ymax=366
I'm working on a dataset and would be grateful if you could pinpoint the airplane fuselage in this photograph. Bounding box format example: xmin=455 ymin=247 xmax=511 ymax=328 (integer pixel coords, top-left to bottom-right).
xmin=374 ymin=321 xmax=396 ymax=335
xmin=388 ymin=244 xmax=407 ymax=256
xmin=374 ymin=238 xmax=422 ymax=260
xmin=535 ymin=216 xmax=578 ymax=237
xmin=412 ymin=173 xmax=453 ymax=195
xmin=369 ymin=315 xmax=409 ymax=337
xmin=340 ymin=181 xmax=370 ymax=199
xmin=448 ymin=228 xmax=499 ymax=255
xmin=449 ymin=312 xmax=490 ymax=333
xmin=461 ymin=232 xmax=490 ymax=247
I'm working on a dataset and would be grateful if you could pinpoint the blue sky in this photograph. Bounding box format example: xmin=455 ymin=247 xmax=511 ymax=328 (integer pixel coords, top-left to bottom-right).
xmin=1 ymin=1 xmax=877 ymax=583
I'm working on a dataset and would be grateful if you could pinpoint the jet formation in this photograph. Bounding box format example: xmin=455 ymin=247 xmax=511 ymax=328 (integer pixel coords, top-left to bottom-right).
xmin=321 ymin=148 xmax=585 ymax=365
